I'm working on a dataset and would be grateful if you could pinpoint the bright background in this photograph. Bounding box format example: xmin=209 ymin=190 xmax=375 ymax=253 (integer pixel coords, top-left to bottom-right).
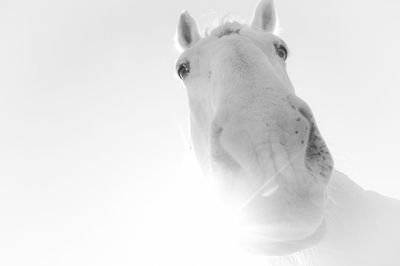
xmin=0 ymin=0 xmax=399 ymax=265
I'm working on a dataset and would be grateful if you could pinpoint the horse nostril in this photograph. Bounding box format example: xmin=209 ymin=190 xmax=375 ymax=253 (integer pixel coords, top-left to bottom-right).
xmin=211 ymin=124 xmax=223 ymax=140
xmin=298 ymin=107 xmax=312 ymax=124
xmin=210 ymin=122 xmax=224 ymax=157
xmin=298 ymin=106 xmax=334 ymax=183
xmin=298 ymin=107 xmax=323 ymax=160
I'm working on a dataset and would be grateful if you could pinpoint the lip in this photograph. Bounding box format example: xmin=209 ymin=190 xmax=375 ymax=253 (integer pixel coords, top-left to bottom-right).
xmin=239 ymin=219 xmax=326 ymax=256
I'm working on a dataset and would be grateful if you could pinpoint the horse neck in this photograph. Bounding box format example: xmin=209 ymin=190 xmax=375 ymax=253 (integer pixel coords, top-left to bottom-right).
xmin=254 ymin=170 xmax=400 ymax=266
xmin=324 ymin=169 xmax=367 ymax=218
xmin=309 ymin=169 xmax=400 ymax=266
xmin=260 ymin=171 xmax=371 ymax=266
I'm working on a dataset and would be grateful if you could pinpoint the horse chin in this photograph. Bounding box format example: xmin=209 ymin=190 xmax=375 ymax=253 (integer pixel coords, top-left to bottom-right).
xmin=238 ymin=219 xmax=326 ymax=256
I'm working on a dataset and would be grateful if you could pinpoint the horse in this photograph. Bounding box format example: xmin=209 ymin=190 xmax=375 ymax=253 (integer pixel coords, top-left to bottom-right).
xmin=175 ymin=0 xmax=400 ymax=265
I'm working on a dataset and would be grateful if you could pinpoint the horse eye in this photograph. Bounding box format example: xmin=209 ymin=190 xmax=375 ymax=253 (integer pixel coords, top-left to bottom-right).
xmin=177 ymin=61 xmax=190 ymax=80
xmin=275 ymin=43 xmax=288 ymax=61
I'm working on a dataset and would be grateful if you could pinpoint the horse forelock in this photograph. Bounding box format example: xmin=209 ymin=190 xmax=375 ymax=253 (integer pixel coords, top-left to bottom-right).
xmin=206 ymin=21 xmax=245 ymax=38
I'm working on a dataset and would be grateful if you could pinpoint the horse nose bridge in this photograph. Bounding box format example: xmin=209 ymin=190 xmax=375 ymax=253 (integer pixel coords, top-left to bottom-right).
xmin=210 ymin=92 xmax=330 ymax=158
xmin=211 ymin=101 xmax=308 ymax=148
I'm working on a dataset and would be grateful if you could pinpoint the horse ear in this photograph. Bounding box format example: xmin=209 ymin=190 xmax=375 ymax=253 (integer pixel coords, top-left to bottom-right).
xmin=251 ymin=0 xmax=277 ymax=32
xmin=176 ymin=11 xmax=201 ymax=50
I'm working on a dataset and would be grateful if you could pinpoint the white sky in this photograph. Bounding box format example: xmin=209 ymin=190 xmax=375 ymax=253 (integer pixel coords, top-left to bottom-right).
xmin=0 ymin=0 xmax=399 ymax=265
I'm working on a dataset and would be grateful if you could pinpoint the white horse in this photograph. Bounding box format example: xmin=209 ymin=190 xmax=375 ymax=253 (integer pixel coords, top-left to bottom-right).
xmin=175 ymin=0 xmax=400 ymax=265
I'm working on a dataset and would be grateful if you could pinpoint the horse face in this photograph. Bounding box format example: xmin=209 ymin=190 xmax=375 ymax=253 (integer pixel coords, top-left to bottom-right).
xmin=175 ymin=0 xmax=333 ymax=255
